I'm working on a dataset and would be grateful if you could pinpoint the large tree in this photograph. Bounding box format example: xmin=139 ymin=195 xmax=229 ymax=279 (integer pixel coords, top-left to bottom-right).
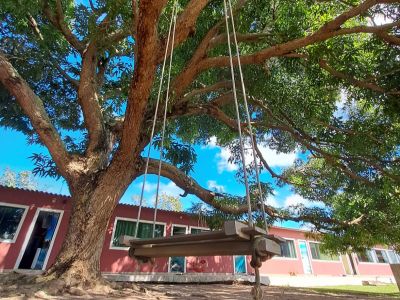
xmin=0 ymin=0 xmax=399 ymax=285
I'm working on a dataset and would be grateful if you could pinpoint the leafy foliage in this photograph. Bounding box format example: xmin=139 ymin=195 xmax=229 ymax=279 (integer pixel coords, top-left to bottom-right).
xmin=30 ymin=153 xmax=61 ymax=179
xmin=0 ymin=167 xmax=38 ymax=190
xmin=157 ymin=193 xmax=183 ymax=212
xmin=153 ymin=137 xmax=197 ymax=174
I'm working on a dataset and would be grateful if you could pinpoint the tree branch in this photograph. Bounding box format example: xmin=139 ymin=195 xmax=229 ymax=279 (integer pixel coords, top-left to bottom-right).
xmin=175 ymin=92 xmax=383 ymax=186
xmin=26 ymin=14 xmax=79 ymax=89
xmin=42 ymin=0 xmax=85 ymax=53
xmin=171 ymin=0 xmax=248 ymax=98
xmin=0 ymin=53 xmax=71 ymax=178
xmin=142 ymin=157 xmax=350 ymax=228
xmin=208 ymin=32 xmax=272 ymax=48
xmin=376 ymin=31 xmax=400 ymax=46
xmin=284 ymin=52 xmax=400 ymax=95
xmin=78 ymin=43 xmax=107 ymax=155
xmin=173 ymin=0 xmax=399 ymax=96
xmin=181 ymin=80 xmax=233 ymax=102
xmin=252 ymin=136 xmax=308 ymax=188
xmin=117 ymin=0 xmax=168 ymax=157
xmin=318 ymin=59 xmax=400 ymax=95
xmin=162 ymin=0 xmax=211 ymax=57
xmin=200 ymin=19 xmax=400 ymax=71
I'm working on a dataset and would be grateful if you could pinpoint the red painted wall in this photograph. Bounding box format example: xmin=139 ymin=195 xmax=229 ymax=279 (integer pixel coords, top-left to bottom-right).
xmin=0 ymin=186 xmax=70 ymax=270
xmin=0 ymin=186 xmax=395 ymax=278
xmin=311 ymin=260 xmax=345 ymax=276
xmin=258 ymin=227 xmax=306 ymax=275
xmin=351 ymin=253 xmax=393 ymax=276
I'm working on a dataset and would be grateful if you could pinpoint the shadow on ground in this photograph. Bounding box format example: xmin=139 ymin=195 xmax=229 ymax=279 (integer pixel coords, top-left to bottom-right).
xmin=0 ymin=273 xmax=397 ymax=300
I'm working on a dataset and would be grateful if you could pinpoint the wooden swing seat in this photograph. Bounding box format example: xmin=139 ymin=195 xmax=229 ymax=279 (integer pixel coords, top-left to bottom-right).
xmin=120 ymin=221 xmax=284 ymax=259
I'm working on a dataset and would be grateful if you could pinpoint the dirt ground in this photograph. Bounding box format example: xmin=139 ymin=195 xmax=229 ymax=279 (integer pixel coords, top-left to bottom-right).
xmin=0 ymin=282 xmax=396 ymax=300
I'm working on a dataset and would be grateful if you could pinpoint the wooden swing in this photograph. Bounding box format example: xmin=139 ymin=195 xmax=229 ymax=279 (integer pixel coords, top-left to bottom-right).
xmin=120 ymin=220 xmax=283 ymax=259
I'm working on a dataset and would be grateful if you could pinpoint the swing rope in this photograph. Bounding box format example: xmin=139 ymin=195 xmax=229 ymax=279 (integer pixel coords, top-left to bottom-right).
xmin=152 ymin=2 xmax=178 ymax=238
xmin=134 ymin=2 xmax=178 ymax=239
xmin=223 ymin=0 xmax=254 ymax=228
xmin=136 ymin=0 xmax=267 ymax=238
xmin=223 ymin=0 xmax=268 ymax=232
xmin=223 ymin=1 xmax=267 ymax=298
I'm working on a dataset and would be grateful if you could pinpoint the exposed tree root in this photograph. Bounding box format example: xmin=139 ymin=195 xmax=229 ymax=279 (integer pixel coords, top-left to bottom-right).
xmin=0 ymin=272 xmax=147 ymax=299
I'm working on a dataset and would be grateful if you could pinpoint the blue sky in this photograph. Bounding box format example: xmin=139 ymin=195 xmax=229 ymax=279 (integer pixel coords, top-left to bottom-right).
xmin=0 ymin=126 xmax=310 ymax=228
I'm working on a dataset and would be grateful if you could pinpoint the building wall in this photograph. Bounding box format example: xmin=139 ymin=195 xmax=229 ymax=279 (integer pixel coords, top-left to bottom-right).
xmin=0 ymin=187 xmax=70 ymax=271
xmin=100 ymin=204 xmax=234 ymax=274
xmin=0 ymin=186 xmax=396 ymax=279
xmin=351 ymin=253 xmax=394 ymax=276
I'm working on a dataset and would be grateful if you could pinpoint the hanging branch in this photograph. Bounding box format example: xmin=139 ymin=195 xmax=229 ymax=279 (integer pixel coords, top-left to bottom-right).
xmin=142 ymin=157 xmax=362 ymax=229
xmin=42 ymin=0 xmax=85 ymax=53
xmin=0 ymin=53 xmax=72 ymax=179
xmin=172 ymin=0 xmax=399 ymax=98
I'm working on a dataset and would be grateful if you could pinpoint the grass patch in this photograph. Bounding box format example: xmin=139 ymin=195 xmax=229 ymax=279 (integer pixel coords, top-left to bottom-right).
xmin=309 ymin=284 xmax=400 ymax=298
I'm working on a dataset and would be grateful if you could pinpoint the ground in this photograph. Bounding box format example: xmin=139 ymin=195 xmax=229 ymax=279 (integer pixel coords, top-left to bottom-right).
xmin=0 ymin=273 xmax=399 ymax=300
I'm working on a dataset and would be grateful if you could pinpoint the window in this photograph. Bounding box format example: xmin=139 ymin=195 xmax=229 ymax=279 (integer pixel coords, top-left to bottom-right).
xmin=278 ymin=240 xmax=297 ymax=258
xmin=190 ymin=227 xmax=209 ymax=234
xmin=374 ymin=249 xmax=389 ymax=264
xmin=358 ymin=250 xmax=375 ymax=263
xmin=387 ymin=250 xmax=400 ymax=264
xmin=309 ymin=242 xmax=339 ymax=261
xmin=0 ymin=204 xmax=27 ymax=242
xmin=172 ymin=226 xmax=187 ymax=235
xmin=111 ymin=219 xmax=164 ymax=248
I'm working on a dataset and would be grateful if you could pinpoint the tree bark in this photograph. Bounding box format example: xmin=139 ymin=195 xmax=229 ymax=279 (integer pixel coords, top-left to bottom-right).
xmin=45 ymin=165 xmax=138 ymax=286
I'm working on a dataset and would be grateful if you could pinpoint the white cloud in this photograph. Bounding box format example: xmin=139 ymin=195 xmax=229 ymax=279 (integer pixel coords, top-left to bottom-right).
xmin=207 ymin=180 xmax=225 ymax=193
xmin=265 ymin=195 xmax=279 ymax=208
xmin=283 ymin=193 xmax=325 ymax=209
xmin=159 ymin=181 xmax=183 ymax=197
xmin=256 ymin=144 xmax=298 ymax=168
xmin=333 ymin=90 xmax=347 ymax=119
xmin=217 ymin=147 xmax=238 ymax=173
xmin=136 ymin=181 xmax=184 ymax=203
xmin=215 ymin=141 xmax=298 ymax=174
xmin=201 ymin=136 xmax=218 ymax=149
xmin=137 ymin=181 xmax=156 ymax=193
xmin=299 ymin=223 xmax=315 ymax=231
xmin=369 ymin=13 xmax=393 ymax=26
xmin=284 ymin=194 xmax=310 ymax=207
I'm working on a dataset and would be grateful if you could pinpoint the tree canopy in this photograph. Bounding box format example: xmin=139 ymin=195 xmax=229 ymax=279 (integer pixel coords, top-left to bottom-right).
xmin=0 ymin=167 xmax=38 ymax=190
xmin=1 ymin=0 xmax=399 ymax=258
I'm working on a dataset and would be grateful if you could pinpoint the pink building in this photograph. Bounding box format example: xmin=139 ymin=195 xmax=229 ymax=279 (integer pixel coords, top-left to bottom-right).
xmin=0 ymin=186 xmax=398 ymax=285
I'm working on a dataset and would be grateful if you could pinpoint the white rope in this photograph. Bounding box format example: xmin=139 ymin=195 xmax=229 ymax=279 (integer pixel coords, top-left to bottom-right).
xmin=223 ymin=0 xmax=253 ymax=227
xmin=152 ymin=2 xmax=178 ymax=238
xmin=134 ymin=2 xmax=177 ymax=238
xmin=226 ymin=0 xmax=268 ymax=232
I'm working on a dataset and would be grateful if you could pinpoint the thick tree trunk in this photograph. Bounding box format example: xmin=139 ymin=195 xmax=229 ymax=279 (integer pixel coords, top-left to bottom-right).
xmin=45 ymin=164 xmax=138 ymax=286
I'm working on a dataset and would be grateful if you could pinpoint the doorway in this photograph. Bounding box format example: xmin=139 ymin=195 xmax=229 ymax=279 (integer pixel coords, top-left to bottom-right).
xmin=234 ymin=255 xmax=247 ymax=274
xmin=17 ymin=209 xmax=62 ymax=270
xmin=298 ymin=240 xmax=312 ymax=274
xmin=169 ymin=225 xmax=187 ymax=273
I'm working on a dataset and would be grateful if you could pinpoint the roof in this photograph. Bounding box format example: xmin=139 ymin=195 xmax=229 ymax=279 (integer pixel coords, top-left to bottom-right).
xmin=0 ymin=184 xmax=70 ymax=198
xmin=0 ymin=184 xmax=191 ymax=215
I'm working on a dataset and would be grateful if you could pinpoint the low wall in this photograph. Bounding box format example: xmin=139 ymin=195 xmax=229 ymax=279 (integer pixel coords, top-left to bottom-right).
xmin=102 ymin=272 xmax=395 ymax=287
xmin=267 ymin=274 xmax=396 ymax=287
xmin=102 ymin=272 xmax=268 ymax=285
